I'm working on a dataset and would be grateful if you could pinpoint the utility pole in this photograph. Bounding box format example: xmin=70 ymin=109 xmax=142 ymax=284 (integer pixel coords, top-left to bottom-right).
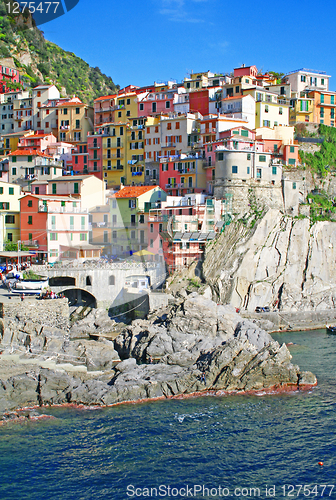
xmin=18 ymin=240 xmax=21 ymax=270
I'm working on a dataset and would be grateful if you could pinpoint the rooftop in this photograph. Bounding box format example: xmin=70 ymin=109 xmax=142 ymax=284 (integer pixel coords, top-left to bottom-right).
xmin=114 ymin=185 xmax=159 ymax=199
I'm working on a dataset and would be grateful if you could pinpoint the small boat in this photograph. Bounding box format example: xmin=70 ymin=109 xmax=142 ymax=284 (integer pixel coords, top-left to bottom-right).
xmin=326 ymin=325 xmax=336 ymax=334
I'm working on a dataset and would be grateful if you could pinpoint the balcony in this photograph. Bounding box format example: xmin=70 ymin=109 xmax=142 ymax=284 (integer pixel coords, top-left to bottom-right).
xmin=104 ymin=142 xmax=124 ymax=149
xmin=21 ymin=239 xmax=39 ymax=248
xmin=59 ymin=125 xmax=70 ymax=130
xmin=103 ymin=153 xmax=124 ymax=160
xmin=88 ymin=156 xmax=101 ymax=161
xmin=91 ymin=221 xmax=111 ymax=228
xmin=165 ymin=184 xmax=177 ymax=189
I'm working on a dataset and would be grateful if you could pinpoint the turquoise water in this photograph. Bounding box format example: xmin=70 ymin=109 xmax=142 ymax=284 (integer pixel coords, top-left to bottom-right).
xmin=0 ymin=329 xmax=335 ymax=500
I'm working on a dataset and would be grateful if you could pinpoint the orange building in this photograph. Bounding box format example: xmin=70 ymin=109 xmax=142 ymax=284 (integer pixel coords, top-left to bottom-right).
xmin=308 ymin=90 xmax=336 ymax=127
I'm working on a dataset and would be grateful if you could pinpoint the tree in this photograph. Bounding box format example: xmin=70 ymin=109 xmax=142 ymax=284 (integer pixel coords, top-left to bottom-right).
xmin=4 ymin=242 xmax=29 ymax=251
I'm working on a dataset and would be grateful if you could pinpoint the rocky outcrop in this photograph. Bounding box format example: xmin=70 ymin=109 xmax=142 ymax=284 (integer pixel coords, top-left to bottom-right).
xmin=202 ymin=209 xmax=336 ymax=312
xmin=0 ymin=294 xmax=316 ymax=416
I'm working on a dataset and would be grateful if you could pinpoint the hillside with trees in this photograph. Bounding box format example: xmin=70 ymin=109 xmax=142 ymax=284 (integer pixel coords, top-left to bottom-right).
xmin=0 ymin=0 xmax=119 ymax=103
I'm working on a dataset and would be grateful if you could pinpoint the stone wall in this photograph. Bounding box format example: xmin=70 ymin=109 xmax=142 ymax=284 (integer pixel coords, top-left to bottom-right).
xmin=214 ymin=178 xmax=284 ymax=215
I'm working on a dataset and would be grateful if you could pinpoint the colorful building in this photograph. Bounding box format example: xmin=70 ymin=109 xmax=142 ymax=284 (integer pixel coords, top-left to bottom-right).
xmin=19 ymin=193 xmax=95 ymax=263
xmin=0 ymin=181 xmax=21 ymax=250
xmin=110 ymin=185 xmax=166 ymax=257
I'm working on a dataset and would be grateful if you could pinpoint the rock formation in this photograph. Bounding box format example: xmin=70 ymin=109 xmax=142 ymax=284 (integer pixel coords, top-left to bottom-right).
xmin=0 ymin=294 xmax=316 ymax=416
xmin=201 ymin=209 xmax=336 ymax=311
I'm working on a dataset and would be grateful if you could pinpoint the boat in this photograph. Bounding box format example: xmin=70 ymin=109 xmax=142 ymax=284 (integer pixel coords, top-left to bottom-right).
xmin=326 ymin=325 xmax=336 ymax=334
xmin=14 ymin=278 xmax=49 ymax=290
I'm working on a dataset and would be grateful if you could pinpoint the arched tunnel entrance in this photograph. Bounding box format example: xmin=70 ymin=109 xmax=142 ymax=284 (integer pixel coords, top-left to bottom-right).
xmin=60 ymin=288 xmax=97 ymax=308
xmin=49 ymin=276 xmax=76 ymax=287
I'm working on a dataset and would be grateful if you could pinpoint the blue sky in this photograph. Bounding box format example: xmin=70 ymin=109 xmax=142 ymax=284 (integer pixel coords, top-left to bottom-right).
xmin=40 ymin=0 xmax=336 ymax=90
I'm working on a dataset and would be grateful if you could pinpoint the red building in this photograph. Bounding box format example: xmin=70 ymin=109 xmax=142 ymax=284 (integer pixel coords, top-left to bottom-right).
xmin=0 ymin=65 xmax=21 ymax=92
xmin=159 ymin=156 xmax=206 ymax=196
xmin=189 ymin=89 xmax=210 ymax=116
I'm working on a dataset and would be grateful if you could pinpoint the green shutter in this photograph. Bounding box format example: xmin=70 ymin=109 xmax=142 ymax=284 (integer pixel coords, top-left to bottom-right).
xmin=52 ymin=183 xmax=57 ymax=194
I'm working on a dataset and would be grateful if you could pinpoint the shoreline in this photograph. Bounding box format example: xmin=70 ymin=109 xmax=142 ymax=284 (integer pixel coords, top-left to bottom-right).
xmin=0 ymin=380 xmax=317 ymax=425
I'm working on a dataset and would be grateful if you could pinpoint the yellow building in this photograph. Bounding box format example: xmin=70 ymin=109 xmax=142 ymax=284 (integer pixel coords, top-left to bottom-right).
xmin=289 ymin=97 xmax=314 ymax=124
xmin=242 ymin=88 xmax=290 ymax=128
xmin=58 ymin=97 xmax=94 ymax=145
xmin=0 ymin=180 xmax=21 ymax=249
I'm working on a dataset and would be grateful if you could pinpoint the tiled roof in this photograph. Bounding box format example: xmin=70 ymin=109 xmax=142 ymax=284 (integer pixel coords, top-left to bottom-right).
xmin=8 ymin=149 xmax=52 ymax=158
xmin=114 ymin=185 xmax=158 ymax=199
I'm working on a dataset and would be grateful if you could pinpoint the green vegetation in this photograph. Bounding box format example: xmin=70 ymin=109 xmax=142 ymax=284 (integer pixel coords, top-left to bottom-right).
xmin=299 ymin=124 xmax=336 ymax=177
xmin=4 ymin=242 xmax=29 ymax=251
xmin=0 ymin=0 xmax=119 ymax=103
xmin=307 ymin=190 xmax=336 ymax=224
xmin=22 ymin=269 xmax=42 ymax=280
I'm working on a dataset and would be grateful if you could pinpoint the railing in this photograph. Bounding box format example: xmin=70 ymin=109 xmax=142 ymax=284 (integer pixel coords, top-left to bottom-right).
xmin=88 ymin=156 xmax=100 ymax=161
xmin=21 ymin=239 xmax=39 ymax=248
xmin=103 ymin=154 xmax=124 ymax=159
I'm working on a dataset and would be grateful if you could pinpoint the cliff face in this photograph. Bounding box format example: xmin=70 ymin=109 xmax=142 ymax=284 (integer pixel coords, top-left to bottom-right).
xmin=202 ymin=209 xmax=336 ymax=312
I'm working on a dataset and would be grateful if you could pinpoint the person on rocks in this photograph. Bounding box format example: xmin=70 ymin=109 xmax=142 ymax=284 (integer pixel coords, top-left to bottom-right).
xmin=201 ymin=371 xmax=206 ymax=385
xmin=148 ymin=355 xmax=153 ymax=364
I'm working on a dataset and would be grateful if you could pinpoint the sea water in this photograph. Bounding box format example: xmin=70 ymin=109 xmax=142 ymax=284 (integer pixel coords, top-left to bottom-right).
xmin=0 ymin=329 xmax=335 ymax=500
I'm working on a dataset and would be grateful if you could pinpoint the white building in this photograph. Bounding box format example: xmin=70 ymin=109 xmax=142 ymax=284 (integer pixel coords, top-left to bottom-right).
xmin=284 ymin=69 xmax=330 ymax=97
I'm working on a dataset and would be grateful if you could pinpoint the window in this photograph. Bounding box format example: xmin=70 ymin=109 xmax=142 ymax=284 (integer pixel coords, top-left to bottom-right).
xmin=259 ymin=155 xmax=267 ymax=162
xmin=12 ymin=167 xmax=16 ymax=175
xmin=167 ymin=123 xmax=171 ymax=130
xmin=265 ymin=105 xmax=269 ymax=113
xmin=86 ymin=276 xmax=92 ymax=286
xmin=9 ymin=187 xmax=14 ymax=195
xmin=320 ymin=94 xmax=324 ymax=103
xmin=0 ymin=187 xmax=2 ymax=194
xmin=7 ymin=233 xmax=12 ymax=242
xmin=290 ymin=146 xmax=295 ymax=153
xmin=256 ymin=168 xmax=262 ymax=179
xmin=232 ymin=166 xmax=238 ymax=174
xmin=80 ymin=233 xmax=87 ymax=241
xmin=76 ymin=107 xmax=80 ymax=114
xmin=150 ymin=239 xmax=154 ymax=248
xmin=217 ymin=152 xmax=224 ymax=161
xmin=120 ymin=127 xmax=123 ymax=136
xmin=12 ymin=156 xmax=16 ymax=163
xmin=74 ymin=183 xmax=79 ymax=194
xmin=52 ymin=183 xmax=57 ymax=194
xmin=321 ymin=78 xmax=325 ymax=85
xmin=279 ymin=107 xmax=283 ymax=115
xmin=165 ymin=101 xmax=170 ymax=109
xmin=235 ymin=86 xmax=240 ymax=93
xmin=152 ymin=103 xmax=156 ymax=112
xmin=175 ymin=122 xmax=180 ymax=129
xmin=139 ymin=103 xmax=144 ymax=111
xmin=247 ymin=166 xmax=250 ymax=175
xmin=288 ymin=159 xmax=296 ymax=166
xmin=50 ymin=233 xmax=58 ymax=240
xmin=28 ymin=200 xmax=33 ymax=207
xmin=51 ymin=215 xmax=56 ymax=229
xmin=292 ymin=182 xmax=297 ymax=190
xmin=109 ymin=275 xmax=115 ymax=285
xmin=247 ymin=153 xmax=251 ymax=160
xmin=263 ymin=120 xmax=271 ymax=127
xmin=63 ymin=108 xmax=68 ymax=115
xmin=75 ymin=120 xmax=80 ymax=129
xmin=331 ymin=95 xmax=335 ymax=105
xmin=61 ymin=201 xmax=65 ymax=207
xmin=301 ymin=75 xmax=306 ymax=82
xmin=272 ymin=166 xmax=277 ymax=175
xmin=150 ymin=223 xmax=154 ymax=233
xmin=5 ymin=215 xmax=15 ymax=224
xmin=74 ymin=156 xmax=78 ymax=164
xmin=320 ymin=107 xmax=324 ymax=118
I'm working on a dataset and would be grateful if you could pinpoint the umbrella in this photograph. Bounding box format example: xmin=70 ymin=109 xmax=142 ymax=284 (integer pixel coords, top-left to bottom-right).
xmin=133 ymin=249 xmax=155 ymax=257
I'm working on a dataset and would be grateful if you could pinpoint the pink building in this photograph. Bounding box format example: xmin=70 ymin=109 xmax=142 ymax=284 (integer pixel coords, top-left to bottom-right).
xmin=17 ymin=131 xmax=57 ymax=153
xmin=159 ymin=155 xmax=206 ymax=196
